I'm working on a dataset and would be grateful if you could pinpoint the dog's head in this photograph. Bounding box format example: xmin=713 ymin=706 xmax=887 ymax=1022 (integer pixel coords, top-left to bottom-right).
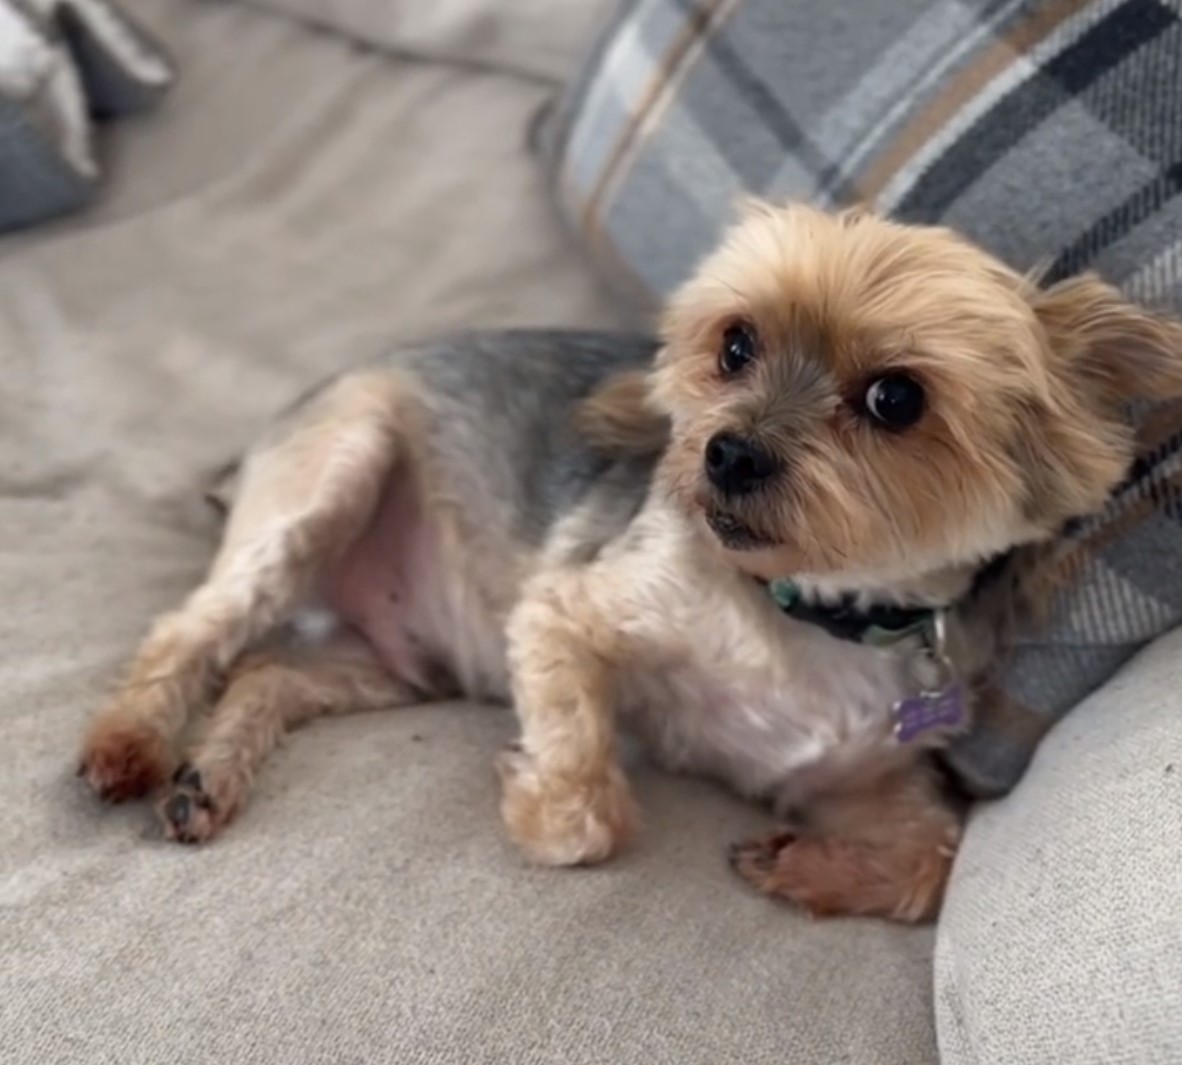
xmin=653 ymin=200 xmax=1182 ymax=593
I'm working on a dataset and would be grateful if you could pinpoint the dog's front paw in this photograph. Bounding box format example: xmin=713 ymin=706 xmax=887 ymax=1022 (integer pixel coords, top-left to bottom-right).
xmin=497 ymin=744 xmax=637 ymax=866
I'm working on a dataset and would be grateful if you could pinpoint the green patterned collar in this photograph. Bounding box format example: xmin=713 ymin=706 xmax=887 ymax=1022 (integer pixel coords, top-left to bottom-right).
xmin=765 ymin=578 xmax=937 ymax=647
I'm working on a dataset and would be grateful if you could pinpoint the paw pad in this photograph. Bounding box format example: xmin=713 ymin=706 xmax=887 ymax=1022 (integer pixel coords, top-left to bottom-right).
xmin=159 ymin=763 xmax=220 ymax=844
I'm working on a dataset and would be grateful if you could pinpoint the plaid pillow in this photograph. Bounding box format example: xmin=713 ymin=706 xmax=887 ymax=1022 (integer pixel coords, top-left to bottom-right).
xmin=0 ymin=0 xmax=173 ymax=233
xmin=543 ymin=0 xmax=1182 ymax=797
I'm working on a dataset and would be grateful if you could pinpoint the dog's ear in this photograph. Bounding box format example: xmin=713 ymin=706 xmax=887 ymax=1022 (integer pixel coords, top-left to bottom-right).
xmin=577 ymin=370 xmax=670 ymax=456
xmin=732 ymin=194 xmax=780 ymax=223
xmin=1033 ymin=273 xmax=1182 ymax=403
xmin=1009 ymin=388 xmax=1133 ymax=529
xmin=732 ymin=196 xmax=868 ymax=227
xmin=1014 ymin=275 xmax=1182 ymax=528
xmin=835 ymin=202 xmax=876 ymax=227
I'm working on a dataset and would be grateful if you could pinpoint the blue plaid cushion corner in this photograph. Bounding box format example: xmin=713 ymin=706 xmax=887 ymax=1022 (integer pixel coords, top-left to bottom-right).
xmin=545 ymin=0 xmax=1182 ymax=797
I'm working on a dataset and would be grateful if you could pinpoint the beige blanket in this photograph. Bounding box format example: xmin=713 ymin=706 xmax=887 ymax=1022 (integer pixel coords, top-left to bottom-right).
xmin=242 ymin=0 xmax=616 ymax=80
xmin=0 ymin=2 xmax=940 ymax=1063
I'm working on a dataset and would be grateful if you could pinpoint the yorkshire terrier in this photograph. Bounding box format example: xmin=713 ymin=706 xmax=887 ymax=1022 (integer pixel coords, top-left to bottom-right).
xmin=76 ymin=202 xmax=1182 ymax=921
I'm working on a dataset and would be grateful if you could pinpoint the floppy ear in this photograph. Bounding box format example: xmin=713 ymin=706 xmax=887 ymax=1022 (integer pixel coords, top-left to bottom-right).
xmin=1012 ymin=274 xmax=1182 ymax=528
xmin=732 ymin=196 xmax=874 ymax=227
xmin=1009 ymin=390 xmax=1133 ymax=528
xmin=1033 ymin=273 xmax=1182 ymax=402
xmin=732 ymin=193 xmax=780 ymax=223
xmin=577 ymin=370 xmax=670 ymax=456
xmin=835 ymin=201 xmax=877 ymax=227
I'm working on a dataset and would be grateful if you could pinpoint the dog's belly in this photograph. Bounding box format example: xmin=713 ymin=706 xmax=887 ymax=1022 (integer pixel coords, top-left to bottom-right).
xmin=320 ymin=472 xmax=515 ymax=701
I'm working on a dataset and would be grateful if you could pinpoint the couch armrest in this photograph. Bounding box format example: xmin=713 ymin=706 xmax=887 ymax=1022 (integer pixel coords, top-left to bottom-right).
xmin=936 ymin=626 xmax=1182 ymax=1064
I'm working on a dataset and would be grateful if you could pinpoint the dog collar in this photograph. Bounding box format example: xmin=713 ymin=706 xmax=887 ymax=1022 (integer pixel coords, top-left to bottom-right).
xmin=765 ymin=577 xmax=936 ymax=647
xmin=765 ymin=577 xmax=965 ymax=743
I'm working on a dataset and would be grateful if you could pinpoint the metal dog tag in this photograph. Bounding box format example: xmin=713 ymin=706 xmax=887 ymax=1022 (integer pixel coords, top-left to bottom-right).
xmin=892 ymin=684 xmax=966 ymax=743
xmin=891 ymin=609 xmax=966 ymax=743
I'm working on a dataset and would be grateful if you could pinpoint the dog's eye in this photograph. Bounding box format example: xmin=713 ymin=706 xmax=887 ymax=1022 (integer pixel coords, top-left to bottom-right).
xmin=719 ymin=322 xmax=758 ymax=376
xmin=863 ymin=374 xmax=925 ymax=430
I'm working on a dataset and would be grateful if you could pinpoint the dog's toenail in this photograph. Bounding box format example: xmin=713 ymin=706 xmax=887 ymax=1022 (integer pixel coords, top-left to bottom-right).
xmin=172 ymin=763 xmax=202 ymax=789
xmin=164 ymin=793 xmax=191 ymax=826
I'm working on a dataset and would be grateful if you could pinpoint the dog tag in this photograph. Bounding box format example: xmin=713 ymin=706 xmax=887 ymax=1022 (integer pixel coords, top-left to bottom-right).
xmin=890 ymin=607 xmax=966 ymax=743
xmin=892 ymin=683 xmax=966 ymax=743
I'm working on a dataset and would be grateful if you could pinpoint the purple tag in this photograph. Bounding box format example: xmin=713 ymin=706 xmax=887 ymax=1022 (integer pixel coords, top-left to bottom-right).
xmin=892 ymin=684 xmax=966 ymax=743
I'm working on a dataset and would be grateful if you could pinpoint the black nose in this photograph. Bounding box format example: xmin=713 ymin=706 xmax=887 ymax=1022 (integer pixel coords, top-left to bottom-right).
xmin=704 ymin=432 xmax=779 ymax=495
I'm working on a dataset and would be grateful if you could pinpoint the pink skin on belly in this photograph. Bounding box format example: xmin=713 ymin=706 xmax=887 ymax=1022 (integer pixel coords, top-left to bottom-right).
xmin=320 ymin=472 xmax=435 ymax=690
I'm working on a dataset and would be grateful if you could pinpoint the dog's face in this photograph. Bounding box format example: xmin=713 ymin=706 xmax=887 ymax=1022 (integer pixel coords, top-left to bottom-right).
xmin=654 ymin=201 xmax=1182 ymax=589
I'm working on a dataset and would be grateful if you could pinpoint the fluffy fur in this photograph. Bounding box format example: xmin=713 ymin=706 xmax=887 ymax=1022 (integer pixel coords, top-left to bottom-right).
xmin=77 ymin=203 xmax=1182 ymax=922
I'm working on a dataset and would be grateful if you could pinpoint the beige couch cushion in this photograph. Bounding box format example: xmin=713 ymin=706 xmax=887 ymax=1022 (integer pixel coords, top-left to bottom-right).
xmin=242 ymin=0 xmax=617 ymax=81
xmin=937 ymin=626 xmax=1182 ymax=1063
xmin=0 ymin=1 xmax=938 ymax=1063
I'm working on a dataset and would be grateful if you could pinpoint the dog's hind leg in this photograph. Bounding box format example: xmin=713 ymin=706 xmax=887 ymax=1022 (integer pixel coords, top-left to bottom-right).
xmin=78 ymin=371 xmax=411 ymax=802
xmin=158 ymin=631 xmax=416 ymax=843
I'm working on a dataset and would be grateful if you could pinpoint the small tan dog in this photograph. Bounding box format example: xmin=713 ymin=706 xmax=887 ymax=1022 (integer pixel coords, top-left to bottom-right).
xmin=77 ymin=202 xmax=1182 ymax=921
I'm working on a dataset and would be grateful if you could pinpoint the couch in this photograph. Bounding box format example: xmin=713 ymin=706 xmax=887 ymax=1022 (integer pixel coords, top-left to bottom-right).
xmin=2 ymin=1 xmax=1178 ymax=1062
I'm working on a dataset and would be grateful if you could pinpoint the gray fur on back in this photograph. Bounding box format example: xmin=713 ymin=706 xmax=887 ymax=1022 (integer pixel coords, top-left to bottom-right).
xmin=387 ymin=330 xmax=661 ymax=546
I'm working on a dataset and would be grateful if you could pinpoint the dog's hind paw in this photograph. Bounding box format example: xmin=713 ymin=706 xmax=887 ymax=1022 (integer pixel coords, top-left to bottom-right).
xmin=158 ymin=763 xmax=235 ymax=844
xmin=77 ymin=719 xmax=174 ymax=803
xmin=729 ymin=829 xmax=949 ymax=923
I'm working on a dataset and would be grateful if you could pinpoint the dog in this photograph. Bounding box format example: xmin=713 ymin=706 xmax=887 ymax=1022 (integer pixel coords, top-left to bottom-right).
xmin=76 ymin=202 xmax=1182 ymax=922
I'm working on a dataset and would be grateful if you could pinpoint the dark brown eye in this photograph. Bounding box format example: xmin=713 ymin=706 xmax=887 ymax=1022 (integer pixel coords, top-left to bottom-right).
xmin=863 ymin=373 xmax=925 ymax=430
xmin=719 ymin=322 xmax=758 ymax=376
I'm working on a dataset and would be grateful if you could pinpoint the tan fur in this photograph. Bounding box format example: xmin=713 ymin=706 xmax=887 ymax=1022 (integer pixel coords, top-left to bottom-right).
xmin=498 ymin=565 xmax=638 ymax=864
xmin=731 ymin=765 xmax=959 ymax=921
xmin=160 ymin=635 xmax=412 ymax=843
xmin=79 ymin=371 xmax=411 ymax=802
xmin=77 ymin=202 xmax=1182 ymax=923
xmin=653 ymin=204 xmax=1182 ymax=587
xmin=576 ymin=369 xmax=670 ymax=456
